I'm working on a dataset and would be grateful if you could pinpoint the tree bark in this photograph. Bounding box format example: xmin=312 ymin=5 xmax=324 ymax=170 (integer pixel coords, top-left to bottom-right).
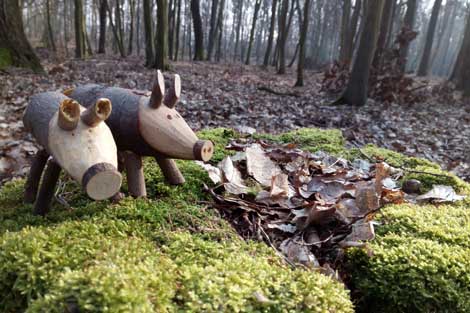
xmin=373 ymin=0 xmax=394 ymax=69
xmin=295 ymin=0 xmax=310 ymax=86
xmin=45 ymin=0 xmax=57 ymax=52
xmin=263 ymin=0 xmax=278 ymax=67
xmin=398 ymin=0 xmax=417 ymax=73
xmin=155 ymin=0 xmax=169 ymax=70
xmin=337 ymin=0 xmax=385 ymax=106
xmin=451 ymin=10 xmax=470 ymax=95
xmin=143 ymin=0 xmax=154 ymax=66
xmin=191 ymin=0 xmax=204 ymax=60
xmin=245 ymin=0 xmax=262 ymax=65
xmin=74 ymin=0 xmax=86 ymax=58
xmin=0 ymin=0 xmax=43 ymax=72
xmin=98 ymin=0 xmax=107 ymax=54
xmin=214 ymin=0 xmax=225 ymax=62
xmin=106 ymin=0 xmax=126 ymax=57
xmin=233 ymin=0 xmax=244 ymax=61
xmin=174 ymin=0 xmax=182 ymax=61
xmin=417 ymin=0 xmax=442 ymax=76
xmin=206 ymin=0 xmax=219 ymax=60
xmin=128 ymin=0 xmax=136 ymax=55
xmin=277 ymin=0 xmax=289 ymax=74
xmin=339 ymin=0 xmax=351 ymax=63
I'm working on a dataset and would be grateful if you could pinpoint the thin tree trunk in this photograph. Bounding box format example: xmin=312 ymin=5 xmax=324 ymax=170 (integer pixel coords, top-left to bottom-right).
xmin=46 ymin=0 xmax=57 ymax=52
xmin=74 ymin=0 xmax=86 ymax=58
xmin=277 ymin=0 xmax=289 ymax=74
xmin=214 ymin=0 xmax=225 ymax=62
xmin=174 ymin=0 xmax=182 ymax=61
xmin=373 ymin=0 xmax=394 ymax=69
xmin=0 ymin=0 xmax=43 ymax=72
xmin=143 ymin=0 xmax=154 ymax=65
xmin=191 ymin=0 xmax=204 ymax=60
xmin=155 ymin=0 xmax=169 ymax=70
xmin=337 ymin=0 xmax=385 ymax=106
xmin=128 ymin=0 xmax=136 ymax=55
xmin=295 ymin=0 xmax=310 ymax=86
xmin=398 ymin=0 xmax=417 ymax=72
xmin=245 ymin=0 xmax=262 ymax=65
xmin=263 ymin=0 xmax=278 ymax=67
xmin=64 ymin=0 xmax=69 ymax=56
xmin=233 ymin=0 xmax=244 ymax=61
xmin=417 ymin=0 xmax=442 ymax=76
xmin=339 ymin=0 xmax=351 ymax=63
xmin=206 ymin=0 xmax=219 ymax=60
xmin=106 ymin=1 xmax=126 ymax=57
xmin=98 ymin=0 xmax=107 ymax=53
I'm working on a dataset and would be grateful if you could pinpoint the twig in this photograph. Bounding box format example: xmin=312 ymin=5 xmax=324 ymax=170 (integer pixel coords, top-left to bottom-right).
xmin=258 ymin=86 xmax=301 ymax=98
xmin=258 ymin=220 xmax=297 ymax=268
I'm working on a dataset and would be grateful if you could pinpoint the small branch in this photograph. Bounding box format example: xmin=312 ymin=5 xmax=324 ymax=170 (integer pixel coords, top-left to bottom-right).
xmin=258 ymin=86 xmax=300 ymax=98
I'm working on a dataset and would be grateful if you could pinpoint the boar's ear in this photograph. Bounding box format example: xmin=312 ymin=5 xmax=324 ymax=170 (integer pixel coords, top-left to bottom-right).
xmin=164 ymin=74 xmax=181 ymax=109
xmin=149 ymin=70 xmax=165 ymax=109
xmin=58 ymin=99 xmax=80 ymax=131
xmin=81 ymin=98 xmax=112 ymax=127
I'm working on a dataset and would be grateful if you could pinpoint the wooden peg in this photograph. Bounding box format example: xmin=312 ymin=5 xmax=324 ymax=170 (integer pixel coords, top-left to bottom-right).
xmin=33 ymin=159 xmax=61 ymax=216
xmin=155 ymin=155 xmax=185 ymax=185
xmin=24 ymin=149 xmax=49 ymax=204
xmin=58 ymin=99 xmax=80 ymax=130
xmin=149 ymin=70 xmax=165 ymax=108
xmin=124 ymin=151 xmax=147 ymax=197
xmin=164 ymin=74 xmax=181 ymax=108
xmin=81 ymin=98 xmax=112 ymax=127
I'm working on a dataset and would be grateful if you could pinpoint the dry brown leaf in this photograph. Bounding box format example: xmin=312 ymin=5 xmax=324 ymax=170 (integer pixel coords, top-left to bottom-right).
xmin=246 ymin=143 xmax=282 ymax=187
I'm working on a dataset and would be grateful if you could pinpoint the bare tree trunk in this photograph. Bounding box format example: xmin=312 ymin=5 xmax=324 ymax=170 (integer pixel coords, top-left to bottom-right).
xmin=74 ymin=0 xmax=86 ymax=58
xmin=143 ymin=0 xmax=154 ymax=65
xmin=233 ymin=0 xmax=243 ymax=61
xmin=373 ymin=0 xmax=394 ymax=69
xmin=295 ymin=0 xmax=310 ymax=86
xmin=215 ymin=0 xmax=225 ymax=62
xmin=263 ymin=0 xmax=278 ymax=67
xmin=128 ymin=0 xmax=136 ymax=55
xmin=174 ymin=0 xmax=182 ymax=61
xmin=398 ymin=0 xmax=417 ymax=72
xmin=337 ymin=0 xmax=385 ymax=106
xmin=277 ymin=0 xmax=289 ymax=74
xmin=0 ymin=0 xmax=43 ymax=72
xmin=46 ymin=0 xmax=57 ymax=52
xmin=343 ymin=0 xmax=361 ymax=65
xmin=155 ymin=0 xmax=169 ymax=70
xmin=106 ymin=0 xmax=126 ymax=57
xmin=136 ymin=0 xmax=141 ymax=55
xmin=417 ymin=0 xmax=442 ymax=76
xmin=98 ymin=0 xmax=107 ymax=53
xmin=451 ymin=11 xmax=470 ymax=92
xmin=206 ymin=0 xmax=219 ymax=60
xmin=339 ymin=0 xmax=351 ymax=63
xmin=64 ymin=0 xmax=69 ymax=56
xmin=191 ymin=0 xmax=204 ymax=60
xmin=245 ymin=0 xmax=262 ymax=65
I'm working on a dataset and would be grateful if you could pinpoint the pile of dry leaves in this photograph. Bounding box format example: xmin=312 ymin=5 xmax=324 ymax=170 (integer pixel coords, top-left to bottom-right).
xmin=198 ymin=140 xmax=465 ymax=274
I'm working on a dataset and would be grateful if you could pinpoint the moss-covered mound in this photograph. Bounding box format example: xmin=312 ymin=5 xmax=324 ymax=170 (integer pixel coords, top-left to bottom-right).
xmin=0 ymin=127 xmax=469 ymax=312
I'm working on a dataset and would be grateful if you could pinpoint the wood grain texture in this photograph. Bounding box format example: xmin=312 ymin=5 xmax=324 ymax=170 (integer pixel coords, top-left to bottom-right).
xmin=124 ymin=151 xmax=147 ymax=197
xmin=34 ymin=159 xmax=61 ymax=216
xmin=24 ymin=149 xmax=49 ymax=204
xmin=82 ymin=162 xmax=122 ymax=200
xmin=48 ymin=106 xmax=119 ymax=191
xmin=154 ymin=156 xmax=186 ymax=185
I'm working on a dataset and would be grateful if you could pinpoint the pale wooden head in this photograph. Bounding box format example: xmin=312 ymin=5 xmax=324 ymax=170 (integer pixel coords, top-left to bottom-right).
xmin=139 ymin=73 xmax=214 ymax=162
xmin=49 ymin=98 xmax=121 ymax=200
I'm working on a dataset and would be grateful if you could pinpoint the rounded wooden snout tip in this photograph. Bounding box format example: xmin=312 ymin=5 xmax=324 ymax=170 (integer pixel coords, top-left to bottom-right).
xmin=82 ymin=163 xmax=122 ymax=200
xmin=58 ymin=99 xmax=80 ymax=131
xmin=81 ymin=98 xmax=112 ymax=127
xmin=193 ymin=140 xmax=214 ymax=162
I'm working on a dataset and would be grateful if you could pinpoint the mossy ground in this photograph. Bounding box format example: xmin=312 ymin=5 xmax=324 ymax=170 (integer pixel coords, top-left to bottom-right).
xmin=0 ymin=127 xmax=469 ymax=312
xmin=0 ymin=48 xmax=12 ymax=69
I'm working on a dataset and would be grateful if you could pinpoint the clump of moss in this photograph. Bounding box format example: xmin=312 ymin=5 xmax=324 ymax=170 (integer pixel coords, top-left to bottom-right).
xmin=0 ymin=48 xmax=12 ymax=69
xmin=346 ymin=235 xmax=470 ymax=313
xmin=256 ymin=128 xmax=346 ymax=155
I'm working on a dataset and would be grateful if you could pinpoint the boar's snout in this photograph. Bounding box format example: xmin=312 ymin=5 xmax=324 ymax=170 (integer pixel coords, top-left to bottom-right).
xmin=193 ymin=140 xmax=214 ymax=162
xmin=82 ymin=163 xmax=122 ymax=200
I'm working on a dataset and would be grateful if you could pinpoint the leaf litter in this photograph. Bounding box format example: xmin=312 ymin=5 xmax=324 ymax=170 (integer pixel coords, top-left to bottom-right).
xmin=198 ymin=139 xmax=466 ymax=276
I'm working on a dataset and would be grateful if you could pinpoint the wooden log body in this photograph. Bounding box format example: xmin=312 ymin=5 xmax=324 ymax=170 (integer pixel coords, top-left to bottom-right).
xmin=23 ymin=92 xmax=122 ymax=201
xmin=67 ymin=73 xmax=214 ymax=196
xmin=67 ymin=84 xmax=213 ymax=161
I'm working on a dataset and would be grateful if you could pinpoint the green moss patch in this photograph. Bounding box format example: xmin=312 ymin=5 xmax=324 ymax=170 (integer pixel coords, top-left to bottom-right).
xmin=1 ymin=127 xmax=470 ymax=312
xmin=0 ymin=48 xmax=12 ymax=69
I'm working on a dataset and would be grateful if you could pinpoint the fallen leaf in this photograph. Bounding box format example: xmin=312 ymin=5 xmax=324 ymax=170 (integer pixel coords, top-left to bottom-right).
xmin=270 ymin=173 xmax=289 ymax=197
xmin=246 ymin=143 xmax=282 ymax=187
xmin=416 ymin=185 xmax=465 ymax=203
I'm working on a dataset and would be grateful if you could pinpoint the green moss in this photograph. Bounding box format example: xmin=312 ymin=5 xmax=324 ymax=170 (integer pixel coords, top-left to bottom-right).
xmin=0 ymin=48 xmax=12 ymax=69
xmin=198 ymin=128 xmax=239 ymax=162
xmin=2 ymin=127 xmax=470 ymax=312
xmin=256 ymin=128 xmax=346 ymax=155
xmin=346 ymin=236 xmax=470 ymax=313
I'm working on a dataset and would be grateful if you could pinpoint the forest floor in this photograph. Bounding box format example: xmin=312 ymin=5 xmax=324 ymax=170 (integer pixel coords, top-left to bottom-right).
xmin=1 ymin=55 xmax=469 ymax=184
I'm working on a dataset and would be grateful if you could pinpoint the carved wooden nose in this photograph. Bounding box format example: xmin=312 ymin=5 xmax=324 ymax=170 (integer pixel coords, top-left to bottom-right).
xmin=82 ymin=163 xmax=122 ymax=200
xmin=193 ymin=140 xmax=214 ymax=162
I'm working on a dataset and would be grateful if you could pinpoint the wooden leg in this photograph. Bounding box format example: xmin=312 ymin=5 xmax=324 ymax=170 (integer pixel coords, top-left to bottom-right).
xmin=154 ymin=156 xmax=185 ymax=185
xmin=24 ymin=150 xmax=49 ymax=204
xmin=124 ymin=151 xmax=147 ymax=198
xmin=34 ymin=159 xmax=61 ymax=216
